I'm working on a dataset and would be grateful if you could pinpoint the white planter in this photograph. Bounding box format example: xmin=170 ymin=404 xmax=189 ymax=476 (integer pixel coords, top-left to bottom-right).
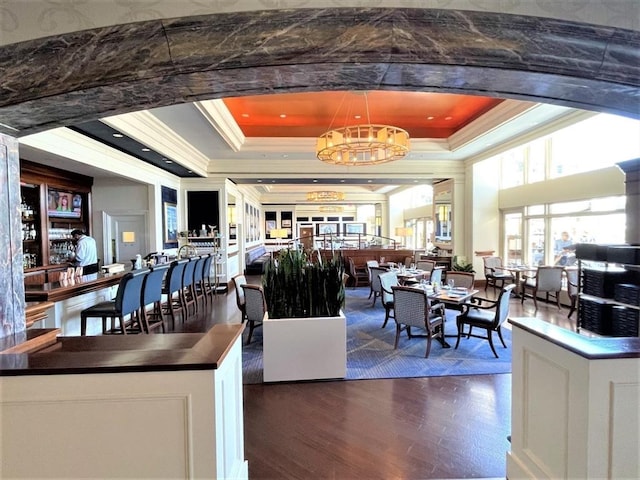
xmin=262 ymin=310 xmax=347 ymax=382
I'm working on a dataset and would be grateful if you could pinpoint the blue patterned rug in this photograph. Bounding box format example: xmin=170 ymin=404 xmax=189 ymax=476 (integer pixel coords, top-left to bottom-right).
xmin=242 ymin=287 xmax=512 ymax=384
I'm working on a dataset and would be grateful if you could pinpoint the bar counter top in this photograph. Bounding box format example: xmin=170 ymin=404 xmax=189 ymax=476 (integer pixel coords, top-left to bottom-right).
xmin=509 ymin=317 xmax=640 ymax=360
xmin=24 ymin=271 xmax=126 ymax=302
xmin=0 ymin=323 xmax=245 ymax=376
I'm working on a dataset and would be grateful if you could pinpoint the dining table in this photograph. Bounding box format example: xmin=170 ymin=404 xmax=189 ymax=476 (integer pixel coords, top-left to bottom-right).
xmin=501 ymin=264 xmax=537 ymax=297
xmin=412 ymin=283 xmax=480 ymax=347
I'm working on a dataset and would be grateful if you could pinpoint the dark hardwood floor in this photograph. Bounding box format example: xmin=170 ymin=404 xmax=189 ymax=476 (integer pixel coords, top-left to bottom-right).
xmin=171 ymin=280 xmax=578 ymax=479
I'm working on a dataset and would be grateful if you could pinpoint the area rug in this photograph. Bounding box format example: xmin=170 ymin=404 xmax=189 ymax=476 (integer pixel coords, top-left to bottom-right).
xmin=242 ymin=287 xmax=512 ymax=384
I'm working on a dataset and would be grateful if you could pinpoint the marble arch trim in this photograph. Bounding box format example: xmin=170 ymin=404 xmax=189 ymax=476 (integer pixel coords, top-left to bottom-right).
xmin=0 ymin=8 xmax=639 ymax=138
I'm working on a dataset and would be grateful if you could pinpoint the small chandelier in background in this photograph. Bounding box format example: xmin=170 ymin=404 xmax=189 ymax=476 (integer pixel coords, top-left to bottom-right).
xmin=306 ymin=191 xmax=345 ymax=202
xmin=316 ymin=91 xmax=410 ymax=166
xmin=319 ymin=205 xmax=344 ymax=213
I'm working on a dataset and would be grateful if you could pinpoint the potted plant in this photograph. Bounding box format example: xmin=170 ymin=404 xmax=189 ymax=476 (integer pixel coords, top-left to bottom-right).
xmin=262 ymin=248 xmax=345 ymax=318
xmin=452 ymin=255 xmax=475 ymax=273
xmin=260 ymin=248 xmax=347 ymax=382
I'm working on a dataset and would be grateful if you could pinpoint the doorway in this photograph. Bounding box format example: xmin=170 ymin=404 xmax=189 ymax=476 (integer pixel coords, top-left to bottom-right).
xmin=300 ymin=226 xmax=314 ymax=251
xmin=103 ymin=212 xmax=148 ymax=265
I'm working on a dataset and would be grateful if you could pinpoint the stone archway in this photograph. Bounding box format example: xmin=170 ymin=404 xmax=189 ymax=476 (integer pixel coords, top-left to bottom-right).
xmin=1 ymin=8 xmax=638 ymax=138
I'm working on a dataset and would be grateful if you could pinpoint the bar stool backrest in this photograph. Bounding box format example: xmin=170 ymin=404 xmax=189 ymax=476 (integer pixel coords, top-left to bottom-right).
xmin=116 ymin=268 xmax=149 ymax=317
xmin=182 ymin=258 xmax=197 ymax=288
xmin=165 ymin=259 xmax=189 ymax=294
xmin=202 ymin=254 xmax=213 ymax=280
xmin=193 ymin=256 xmax=205 ymax=283
xmin=142 ymin=264 xmax=169 ymax=306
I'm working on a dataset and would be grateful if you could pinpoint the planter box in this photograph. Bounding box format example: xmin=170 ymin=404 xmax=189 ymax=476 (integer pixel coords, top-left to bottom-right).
xmin=263 ymin=310 xmax=346 ymax=382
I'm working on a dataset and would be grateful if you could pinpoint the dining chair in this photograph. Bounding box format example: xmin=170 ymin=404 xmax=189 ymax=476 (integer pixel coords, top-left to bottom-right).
xmin=416 ymin=260 xmax=436 ymax=280
xmin=369 ymin=266 xmax=388 ymax=307
xmin=140 ymin=264 xmax=169 ymax=333
xmin=391 ymin=285 xmax=446 ymax=358
xmin=232 ymin=274 xmax=248 ymax=322
xmin=379 ymin=271 xmax=399 ymax=328
xmin=366 ymin=260 xmax=380 ymax=298
xmin=520 ymin=265 xmax=564 ymax=310
xmin=347 ymin=257 xmax=368 ymax=289
xmin=443 ymin=271 xmax=475 ymax=289
xmin=565 ymin=267 xmax=579 ymax=318
xmin=80 ymin=268 xmax=148 ymax=335
xmin=200 ymin=253 xmax=215 ymax=301
xmin=483 ymin=256 xmax=514 ymax=292
xmin=455 ymin=283 xmax=516 ymax=358
xmin=161 ymin=258 xmax=189 ymax=329
xmin=241 ymin=284 xmax=266 ymax=344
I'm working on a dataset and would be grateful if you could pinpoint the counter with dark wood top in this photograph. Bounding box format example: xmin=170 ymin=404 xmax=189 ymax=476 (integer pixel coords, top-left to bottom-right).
xmin=509 ymin=317 xmax=640 ymax=359
xmin=0 ymin=323 xmax=244 ymax=376
xmin=24 ymin=271 xmax=126 ymax=302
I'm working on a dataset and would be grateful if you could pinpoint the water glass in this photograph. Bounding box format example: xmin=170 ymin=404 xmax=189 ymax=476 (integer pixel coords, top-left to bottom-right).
xmin=448 ymin=279 xmax=455 ymax=289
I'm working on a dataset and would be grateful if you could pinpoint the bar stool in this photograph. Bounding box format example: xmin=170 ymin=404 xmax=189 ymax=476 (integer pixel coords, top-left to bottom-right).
xmin=162 ymin=258 xmax=189 ymax=329
xmin=80 ymin=269 xmax=148 ymax=335
xmin=192 ymin=255 xmax=207 ymax=309
xmin=200 ymin=253 xmax=215 ymax=301
xmin=140 ymin=263 xmax=169 ymax=333
xmin=180 ymin=257 xmax=198 ymax=318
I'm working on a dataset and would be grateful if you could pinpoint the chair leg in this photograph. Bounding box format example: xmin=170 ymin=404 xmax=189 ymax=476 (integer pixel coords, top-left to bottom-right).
xmin=533 ymin=290 xmax=538 ymax=310
xmin=496 ymin=326 xmax=507 ymax=348
xmin=246 ymin=321 xmax=256 ymax=345
xmin=394 ymin=325 xmax=401 ymax=349
xmin=455 ymin=321 xmax=463 ymax=349
xmin=555 ymin=290 xmax=562 ymax=310
xmin=487 ymin=329 xmax=498 ymax=358
xmin=425 ymin=336 xmax=432 ymax=358
xmin=568 ymin=298 xmax=577 ymax=318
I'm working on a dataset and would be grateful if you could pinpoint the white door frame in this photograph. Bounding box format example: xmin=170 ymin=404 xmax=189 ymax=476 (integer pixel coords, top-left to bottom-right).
xmin=102 ymin=210 xmax=149 ymax=265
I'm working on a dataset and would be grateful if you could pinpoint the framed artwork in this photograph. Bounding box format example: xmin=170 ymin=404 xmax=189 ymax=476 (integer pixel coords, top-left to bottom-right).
xmin=345 ymin=222 xmax=365 ymax=235
xmin=318 ymin=223 xmax=338 ymax=235
xmin=266 ymin=220 xmax=276 ymax=235
xmin=282 ymin=219 xmax=292 ymax=228
xmin=163 ymin=202 xmax=178 ymax=243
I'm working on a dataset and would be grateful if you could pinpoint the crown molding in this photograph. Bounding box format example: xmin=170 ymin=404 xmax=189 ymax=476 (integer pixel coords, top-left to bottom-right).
xmin=194 ymin=99 xmax=245 ymax=152
xmin=102 ymin=110 xmax=209 ymax=176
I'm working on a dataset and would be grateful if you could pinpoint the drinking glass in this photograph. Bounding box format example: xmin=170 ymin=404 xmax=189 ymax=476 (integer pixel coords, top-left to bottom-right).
xmin=447 ymin=279 xmax=455 ymax=289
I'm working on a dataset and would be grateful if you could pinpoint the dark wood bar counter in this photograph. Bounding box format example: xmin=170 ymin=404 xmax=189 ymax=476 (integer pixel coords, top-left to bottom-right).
xmin=0 ymin=323 xmax=244 ymax=376
xmin=24 ymin=271 xmax=126 ymax=302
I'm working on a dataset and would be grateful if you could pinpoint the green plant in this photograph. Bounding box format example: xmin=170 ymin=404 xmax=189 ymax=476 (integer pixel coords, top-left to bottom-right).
xmin=262 ymin=248 xmax=345 ymax=319
xmin=452 ymin=255 xmax=475 ymax=273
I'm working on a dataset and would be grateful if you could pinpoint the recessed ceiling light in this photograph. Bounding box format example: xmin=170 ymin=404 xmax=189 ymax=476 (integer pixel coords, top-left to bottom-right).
xmin=279 ymin=114 xmax=287 ymax=118
xmin=282 ymin=154 xmax=288 ymax=158
xmin=241 ymin=113 xmax=250 ymax=118
xmin=257 ymin=179 xmax=262 ymax=183
xmin=354 ymin=115 xmax=361 ymax=119
xmin=313 ymin=179 xmax=318 ymax=183
xmin=272 ymin=180 xmax=276 ymax=183
xmin=426 ymin=116 xmax=434 ymax=120
xmin=367 ymin=179 xmax=373 ymax=183
xmin=112 ymin=133 xmax=124 ymax=138
xmin=141 ymin=147 xmax=151 ymax=152
xmin=340 ymin=179 xmax=345 ymax=183
xmin=445 ymin=116 xmax=453 ymax=120
xmin=164 ymin=159 xmax=173 ymax=164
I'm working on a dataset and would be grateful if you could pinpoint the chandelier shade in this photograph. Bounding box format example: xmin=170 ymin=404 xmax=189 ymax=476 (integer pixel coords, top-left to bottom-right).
xmin=317 ymin=124 xmax=410 ymax=166
xmin=306 ymin=191 xmax=345 ymax=202
xmin=316 ymin=91 xmax=410 ymax=166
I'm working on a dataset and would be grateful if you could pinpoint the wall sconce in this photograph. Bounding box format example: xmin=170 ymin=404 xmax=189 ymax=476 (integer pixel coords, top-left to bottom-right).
xmin=122 ymin=231 xmax=136 ymax=243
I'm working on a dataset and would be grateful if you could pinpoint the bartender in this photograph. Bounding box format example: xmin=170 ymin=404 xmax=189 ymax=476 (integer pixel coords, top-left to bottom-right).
xmin=70 ymin=229 xmax=98 ymax=273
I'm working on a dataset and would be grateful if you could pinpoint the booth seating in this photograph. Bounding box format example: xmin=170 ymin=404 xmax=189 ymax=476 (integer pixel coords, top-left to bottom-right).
xmin=245 ymin=245 xmax=270 ymax=275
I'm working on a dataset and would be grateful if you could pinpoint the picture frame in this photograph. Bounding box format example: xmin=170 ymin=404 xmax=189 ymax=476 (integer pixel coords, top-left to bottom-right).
xmin=266 ymin=220 xmax=277 ymax=234
xmin=318 ymin=223 xmax=338 ymax=235
xmin=282 ymin=219 xmax=292 ymax=228
xmin=163 ymin=202 xmax=178 ymax=243
xmin=344 ymin=222 xmax=365 ymax=236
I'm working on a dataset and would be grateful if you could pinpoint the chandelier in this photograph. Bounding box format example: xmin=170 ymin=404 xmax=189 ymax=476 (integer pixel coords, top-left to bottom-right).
xmin=316 ymin=92 xmax=410 ymax=166
xmin=306 ymin=191 xmax=345 ymax=202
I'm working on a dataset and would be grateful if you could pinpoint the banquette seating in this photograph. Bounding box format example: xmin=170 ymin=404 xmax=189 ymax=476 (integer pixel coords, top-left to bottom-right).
xmin=245 ymin=245 xmax=271 ymax=275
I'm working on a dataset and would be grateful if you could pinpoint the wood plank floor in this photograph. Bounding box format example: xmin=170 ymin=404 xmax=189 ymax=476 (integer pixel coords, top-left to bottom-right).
xmin=173 ymin=281 xmax=578 ymax=479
